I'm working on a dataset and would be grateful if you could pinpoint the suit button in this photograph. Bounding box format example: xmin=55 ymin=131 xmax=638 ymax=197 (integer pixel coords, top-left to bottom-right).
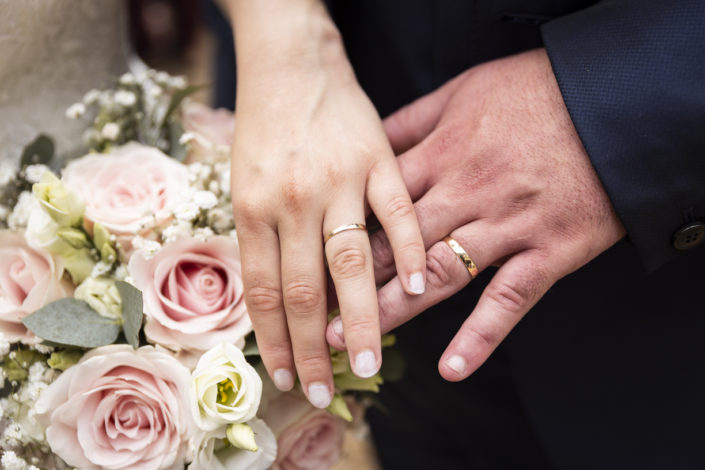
xmin=673 ymin=222 xmax=705 ymax=250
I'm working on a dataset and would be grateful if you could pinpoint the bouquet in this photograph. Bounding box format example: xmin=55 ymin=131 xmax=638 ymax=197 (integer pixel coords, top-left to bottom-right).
xmin=0 ymin=70 xmax=395 ymax=470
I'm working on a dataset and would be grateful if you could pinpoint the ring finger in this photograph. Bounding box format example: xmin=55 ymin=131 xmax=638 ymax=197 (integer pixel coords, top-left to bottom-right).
xmin=328 ymin=219 xmax=515 ymax=348
xmin=324 ymin=196 xmax=381 ymax=380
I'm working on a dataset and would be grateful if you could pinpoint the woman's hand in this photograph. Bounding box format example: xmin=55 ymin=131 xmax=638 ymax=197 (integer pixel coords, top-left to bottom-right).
xmin=226 ymin=0 xmax=426 ymax=408
xmin=327 ymin=49 xmax=626 ymax=381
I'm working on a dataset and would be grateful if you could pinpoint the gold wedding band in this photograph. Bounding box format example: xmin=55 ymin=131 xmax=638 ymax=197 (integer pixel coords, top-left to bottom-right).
xmin=443 ymin=236 xmax=479 ymax=279
xmin=324 ymin=223 xmax=367 ymax=243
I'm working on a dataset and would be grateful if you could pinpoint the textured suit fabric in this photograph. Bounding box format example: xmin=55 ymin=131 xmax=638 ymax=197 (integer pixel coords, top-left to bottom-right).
xmin=327 ymin=1 xmax=705 ymax=468
xmin=207 ymin=1 xmax=705 ymax=468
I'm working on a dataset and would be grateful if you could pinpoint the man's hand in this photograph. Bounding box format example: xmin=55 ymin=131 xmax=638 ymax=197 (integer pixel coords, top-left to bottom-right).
xmin=327 ymin=49 xmax=626 ymax=381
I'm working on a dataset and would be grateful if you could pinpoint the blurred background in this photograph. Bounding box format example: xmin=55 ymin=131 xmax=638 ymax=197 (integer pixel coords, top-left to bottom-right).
xmin=128 ymin=0 xmax=223 ymax=108
xmin=128 ymin=1 xmax=379 ymax=468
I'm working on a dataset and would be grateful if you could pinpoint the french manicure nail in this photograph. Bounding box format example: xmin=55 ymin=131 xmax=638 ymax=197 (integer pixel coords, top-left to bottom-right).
xmin=273 ymin=369 xmax=294 ymax=391
xmin=409 ymin=272 xmax=425 ymax=294
xmin=308 ymin=383 xmax=332 ymax=408
xmin=446 ymin=355 xmax=467 ymax=376
xmin=354 ymin=349 xmax=379 ymax=378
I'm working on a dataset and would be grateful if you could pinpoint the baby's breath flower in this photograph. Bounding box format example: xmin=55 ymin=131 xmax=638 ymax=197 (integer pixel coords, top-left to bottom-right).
xmin=119 ymin=72 xmax=137 ymax=86
xmin=23 ymin=164 xmax=49 ymax=184
xmin=193 ymin=190 xmax=218 ymax=210
xmin=1 ymin=450 xmax=29 ymax=470
xmin=132 ymin=236 xmax=162 ymax=258
xmin=101 ymin=122 xmax=120 ymax=140
xmin=170 ymin=75 xmax=188 ymax=89
xmin=114 ymin=90 xmax=137 ymax=107
xmin=193 ymin=226 xmax=214 ymax=241
xmin=7 ymin=191 xmax=34 ymax=230
xmin=65 ymin=102 xmax=86 ymax=119
xmin=82 ymin=89 xmax=101 ymax=105
xmin=162 ymin=220 xmax=193 ymax=243
xmin=174 ymin=201 xmax=200 ymax=222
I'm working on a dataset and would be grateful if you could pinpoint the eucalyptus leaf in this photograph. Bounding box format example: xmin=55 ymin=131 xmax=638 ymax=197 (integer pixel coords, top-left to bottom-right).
xmin=168 ymin=120 xmax=188 ymax=162
xmin=116 ymin=281 xmax=143 ymax=349
xmin=22 ymin=298 xmax=120 ymax=348
xmin=20 ymin=134 xmax=55 ymax=168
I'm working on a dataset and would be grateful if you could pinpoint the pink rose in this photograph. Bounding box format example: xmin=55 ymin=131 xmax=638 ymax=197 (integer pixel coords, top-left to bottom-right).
xmin=0 ymin=230 xmax=72 ymax=343
xmin=34 ymin=345 xmax=195 ymax=470
xmin=263 ymin=393 xmax=346 ymax=470
xmin=62 ymin=143 xmax=189 ymax=237
xmin=128 ymin=236 xmax=252 ymax=356
xmin=181 ymin=102 xmax=235 ymax=162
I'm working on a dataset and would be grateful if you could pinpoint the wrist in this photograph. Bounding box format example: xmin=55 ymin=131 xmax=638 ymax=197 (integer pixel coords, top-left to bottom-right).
xmin=227 ymin=0 xmax=348 ymax=78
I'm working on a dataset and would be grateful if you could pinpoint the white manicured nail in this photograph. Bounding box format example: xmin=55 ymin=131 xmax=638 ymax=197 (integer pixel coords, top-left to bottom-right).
xmin=331 ymin=317 xmax=344 ymax=339
xmin=354 ymin=350 xmax=378 ymax=378
xmin=409 ymin=272 xmax=425 ymax=294
xmin=308 ymin=383 xmax=332 ymax=408
xmin=446 ymin=355 xmax=467 ymax=376
xmin=273 ymin=369 xmax=294 ymax=391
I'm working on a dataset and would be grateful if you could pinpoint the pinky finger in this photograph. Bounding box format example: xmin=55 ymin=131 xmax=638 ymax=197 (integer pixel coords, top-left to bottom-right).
xmin=438 ymin=250 xmax=555 ymax=382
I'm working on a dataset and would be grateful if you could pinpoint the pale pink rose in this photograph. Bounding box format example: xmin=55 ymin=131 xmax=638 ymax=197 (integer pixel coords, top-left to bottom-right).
xmin=262 ymin=393 xmax=346 ymax=470
xmin=0 ymin=230 xmax=72 ymax=343
xmin=181 ymin=102 xmax=235 ymax=162
xmin=62 ymin=143 xmax=189 ymax=237
xmin=34 ymin=345 xmax=195 ymax=470
xmin=128 ymin=236 xmax=252 ymax=356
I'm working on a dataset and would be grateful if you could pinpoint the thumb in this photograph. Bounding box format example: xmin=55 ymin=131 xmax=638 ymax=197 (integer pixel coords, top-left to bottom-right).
xmin=383 ymin=71 xmax=468 ymax=155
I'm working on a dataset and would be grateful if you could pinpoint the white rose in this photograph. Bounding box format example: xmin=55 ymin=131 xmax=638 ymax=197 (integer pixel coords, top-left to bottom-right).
xmin=74 ymin=277 xmax=122 ymax=320
xmin=188 ymin=418 xmax=277 ymax=470
xmin=192 ymin=343 xmax=262 ymax=431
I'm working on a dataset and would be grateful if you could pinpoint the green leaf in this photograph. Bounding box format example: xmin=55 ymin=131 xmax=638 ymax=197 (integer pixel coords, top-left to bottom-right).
xmin=48 ymin=349 xmax=84 ymax=371
xmin=116 ymin=281 xmax=143 ymax=349
xmin=168 ymin=120 xmax=188 ymax=162
xmin=333 ymin=372 xmax=383 ymax=393
xmin=20 ymin=134 xmax=55 ymax=168
xmin=22 ymin=298 xmax=121 ymax=348
xmin=161 ymin=84 xmax=207 ymax=128
xmin=327 ymin=393 xmax=353 ymax=422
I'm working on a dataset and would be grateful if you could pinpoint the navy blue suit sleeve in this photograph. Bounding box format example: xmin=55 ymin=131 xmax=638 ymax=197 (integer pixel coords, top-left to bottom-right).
xmin=541 ymin=0 xmax=705 ymax=271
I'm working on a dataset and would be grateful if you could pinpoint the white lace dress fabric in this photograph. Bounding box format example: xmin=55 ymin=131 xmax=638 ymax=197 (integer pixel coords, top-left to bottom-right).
xmin=0 ymin=0 xmax=130 ymax=175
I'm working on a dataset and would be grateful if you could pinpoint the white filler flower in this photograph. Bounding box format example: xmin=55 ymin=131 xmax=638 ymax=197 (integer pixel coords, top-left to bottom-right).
xmin=191 ymin=342 xmax=262 ymax=431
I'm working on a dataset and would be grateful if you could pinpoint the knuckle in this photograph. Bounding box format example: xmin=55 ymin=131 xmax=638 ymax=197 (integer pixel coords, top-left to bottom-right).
xmin=465 ymin=324 xmax=498 ymax=351
xmin=281 ymin=177 xmax=313 ymax=212
xmin=384 ymin=194 xmax=415 ymax=220
xmin=296 ymin=350 xmax=329 ymax=370
xmin=259 ymin=341 xmax=291 ymax=360
xmin=341 ymin=317 xmax=376 ymax=338
xmin=329 ymin=245 xmax=368 ymax=279
xmin=283 ymin=280 xmax=324 ymax=313
xmin=233 ymin=198 xmax=265 ymax=222
xmin=485 ymin=283 xmax=527 ymax=315
xmin=425 ymin=247 xmax=455 ymax=289
xmin=245 ymin=285 xmax=283 ymax=314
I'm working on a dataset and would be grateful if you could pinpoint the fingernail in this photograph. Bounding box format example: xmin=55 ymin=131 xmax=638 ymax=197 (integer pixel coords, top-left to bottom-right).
xmin=446 ymin=355 xmax=467 ymax=376
xmin=273 ymin=369 xmax=294 ymax=391
xmin=308 ymin=383 xmax=332 ymax=408
xmin=409 ymin=272 xmax=425 ymax=295
xmin=354 ymin=349 xmax=379 ymax=378
xmin=331 ymin=317 xmax=344 ymax=341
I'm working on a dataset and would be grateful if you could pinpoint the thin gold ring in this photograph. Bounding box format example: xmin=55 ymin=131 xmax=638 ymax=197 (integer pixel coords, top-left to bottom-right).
xmin=324 ymin=223 xmax=367 ymax=243
xmin=443 ymin=236 xmax=479 ymax=279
